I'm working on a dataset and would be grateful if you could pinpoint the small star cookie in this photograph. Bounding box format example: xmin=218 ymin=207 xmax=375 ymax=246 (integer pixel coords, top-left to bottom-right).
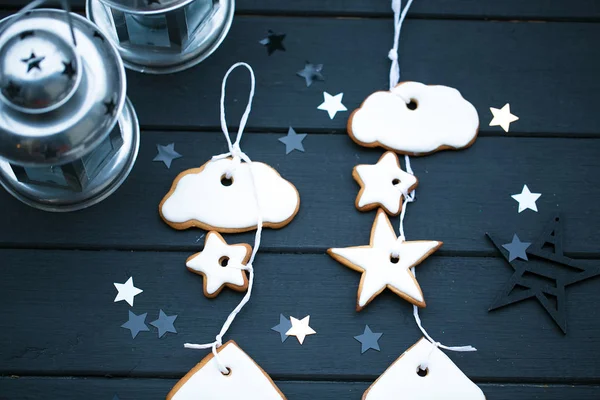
xmin=353 ymin=151 xmax=418 ymax=215
xmin=186 ymin=232 xmax=252 ymax=298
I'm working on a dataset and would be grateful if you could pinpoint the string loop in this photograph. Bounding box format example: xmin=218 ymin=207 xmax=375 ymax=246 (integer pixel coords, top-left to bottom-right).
xmin=185 ymin=62 xmax=264 ymax=375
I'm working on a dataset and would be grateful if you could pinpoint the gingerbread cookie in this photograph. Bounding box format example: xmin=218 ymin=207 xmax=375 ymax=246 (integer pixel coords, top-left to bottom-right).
xmin=167 ymin=340 xmax=287 ymax=400
xmin=363 ymin=338 xmax=486 ymax=400
xmin=186 ymin=232 xmax=251 ymax=298
xmin=348 ymin=82 xmax=479 ymax=156
xmin=160 ymin=157 xmax=300 ymax=232
xmin=353 ymin=151 xmax=417 ymax=215
xmin=328 ymin=209 xmax=441 ymax=310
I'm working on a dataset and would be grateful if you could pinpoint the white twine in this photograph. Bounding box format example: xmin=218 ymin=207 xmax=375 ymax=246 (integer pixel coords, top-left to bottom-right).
xmin=184 ymin=62 xmax=264 ymax=375
xmin=389 ymin=1 xmax=477 ymax=357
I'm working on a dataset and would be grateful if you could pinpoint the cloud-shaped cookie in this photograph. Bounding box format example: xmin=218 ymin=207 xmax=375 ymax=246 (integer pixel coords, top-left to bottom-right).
xmin=348 ymin=82 xmax=479 ymax=155
xmin=160 ymin=158 xmax=300 ymax=232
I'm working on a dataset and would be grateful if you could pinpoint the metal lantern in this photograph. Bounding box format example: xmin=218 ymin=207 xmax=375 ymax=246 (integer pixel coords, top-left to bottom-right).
xmin=87 ymin=0 xmax=234 ymax=73
xmin=0 ymin=3 xmax=140 ymax=212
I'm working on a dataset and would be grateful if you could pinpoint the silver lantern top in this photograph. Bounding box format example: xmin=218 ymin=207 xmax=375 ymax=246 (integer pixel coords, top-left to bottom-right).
xmin=0 ymin=9 xmax=126 ymax=167
xmin=99 ymin=0 xmax=195 ymax=14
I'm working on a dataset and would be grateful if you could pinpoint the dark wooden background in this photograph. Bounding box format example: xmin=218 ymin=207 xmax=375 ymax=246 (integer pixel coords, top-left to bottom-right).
xmin=1 ymin=0 xmax=600 ymax=398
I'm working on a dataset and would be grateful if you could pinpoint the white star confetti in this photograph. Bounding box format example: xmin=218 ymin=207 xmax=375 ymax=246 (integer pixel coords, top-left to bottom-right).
xmin=511 ymin=184 xmax=541 ymax=213
xmin=489 ymin=103 xmax=519 ymax=132
xmin=114 ymin=277 xmax=143 ymax=307
xmin=285 ymin=315 xmax=316 ymax=344
xmin=318 ymin=91 xmax=347 ymax=119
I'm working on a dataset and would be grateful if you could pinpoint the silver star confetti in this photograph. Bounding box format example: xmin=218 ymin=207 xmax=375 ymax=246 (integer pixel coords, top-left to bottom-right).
xmin=278 ymin=127 xmax=307 ymax=154
xmin=271 ymin=314 xmax=293 ymax=342
xmin=297 ymin=62 xmax=324 ymax=87
xmin=150 ymin=309 xmax=178 ymax=338
xmin=121 ymin=311 xmax=149 ymax=339
xmin=502 ymin=234 xmax=531 ymax=262
xmin=354 ymin=325 xmax=383 ymax=354
xmin=153 ymin=143 xmax=182 ymax=169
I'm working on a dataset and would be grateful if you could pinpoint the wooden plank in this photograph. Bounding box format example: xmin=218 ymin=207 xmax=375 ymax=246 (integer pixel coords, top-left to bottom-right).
xmin=124 ymin=17 xmax=600 ymax=136
xmin=2 ymin=0 xmax=600 ymax=20
xmin=1 ymin=249 xmax=600 ymax=380
xmin=0 ymin=16 xmax=596 ymax=135
xmin=1 ymin=133 xmax=600 ymax=256
xmin=0 ymin=377 xmax=599 ymax=400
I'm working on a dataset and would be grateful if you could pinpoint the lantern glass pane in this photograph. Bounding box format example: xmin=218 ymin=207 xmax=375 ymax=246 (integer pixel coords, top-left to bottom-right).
xmin=186 ymin=0 xmax=216 ymax=36
xmin=125 ymin=14 xmax=171 ymax=47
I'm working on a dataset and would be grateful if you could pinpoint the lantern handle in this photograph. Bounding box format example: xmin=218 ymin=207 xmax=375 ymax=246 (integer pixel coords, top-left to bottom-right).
xmin=3 ymin=0 xmax=77 ymax=46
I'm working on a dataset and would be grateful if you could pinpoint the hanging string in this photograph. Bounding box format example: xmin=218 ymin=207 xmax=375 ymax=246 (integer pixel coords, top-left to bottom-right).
xmin=184 ymin=62 xmax=264 ymax=374
xmin=388 ymin=1 xmax=477 ymax=356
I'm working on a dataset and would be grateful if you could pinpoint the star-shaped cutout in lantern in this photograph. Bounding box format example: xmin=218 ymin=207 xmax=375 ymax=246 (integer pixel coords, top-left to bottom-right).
xmin=489 ymin=103 xmax=519 ymax=132
xmin=296 ymin=62 xmax=324 ymax=87
xmin=285 ymin=315 xmax=316 ymax=344
xmin=318 ymin=91 xmax=347 ymax=119
xmin=19 ymin=30 xmax=35 ymax=40
xmin=511 ymin=184 xmax=541 ymax=213
xmin=328 ymin=209 xmax=442 ymax=310
xmin=62 ymin=60 xmax=76 ymax=80
xmin=278 ymin=127 xmax=307 ymax=154
xmin=487 ymin=215 xmax=600 ymax=333
xmin=114 ymin=277 xmax=143 ymax=306
xmin=153 ymin=143 xmax=182 ymax=169
xmin=259 ymin=30 xmax=286 ymax=55
xmin=186 ymin=231 xmax=251 ymax=298
xmin=21 ymin=52 xmax=45 ymax=72
xmin=353 ymin=151 xmax=418 ymax=215
xmin=103 ymin=98 xmax=117 ymax=116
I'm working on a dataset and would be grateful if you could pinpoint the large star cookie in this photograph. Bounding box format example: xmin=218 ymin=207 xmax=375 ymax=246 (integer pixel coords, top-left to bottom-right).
xmin=353 ymin=151 xmax=418 ymax=215
xmin=328 ymin=209 xmax=442 ymax=310
xmin=186 ymin=232 xmax=251 ymax=298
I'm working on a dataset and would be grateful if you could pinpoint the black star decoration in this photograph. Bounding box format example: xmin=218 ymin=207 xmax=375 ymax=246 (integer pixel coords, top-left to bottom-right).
xmin=4 ymin=81 xmax=21 ymax=99
xmin=21 ymin=52 xmax=45 ymax=72
xmin=297 ymin=62 xmax=324 ymax=87
xmin=103 ymin=98 xmax=117 ymax=116
xmin=19 ymin=30 xmax=35 ymax=40
xmin=259 ymin=30 xmax=286 ymax=55
xmin=147 ymin=0 xmax=160 ymax=4
xmin=487 ymin=215 xmax=600 ymax=333
xmin=62 ymin=60 xmax=76 ymax=80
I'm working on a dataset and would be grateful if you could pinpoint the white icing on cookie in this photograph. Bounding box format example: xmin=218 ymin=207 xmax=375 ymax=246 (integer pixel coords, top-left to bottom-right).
xmin=363 ymin=338 xmax=486 ymax=400
xmin=354 ymin=151 xmax=417 ymax=215
xmin=168 ymin=341 xmax=286 ymax=400
xmin=328 ymin=209 xmax=441 ymax=310
xmin=161 ymin=158 xmax=300 ymax=231
xmin=186 ymin=232 xmax=251 ymax=298
xmin=349 ymin=82 xmax=479 ymax=155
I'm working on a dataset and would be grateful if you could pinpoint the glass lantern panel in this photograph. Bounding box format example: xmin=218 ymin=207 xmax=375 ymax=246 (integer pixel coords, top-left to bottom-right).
xmin=185 ymin=0 xmax=216 ymax=37
xmin=125 ymin=13 xmax=172 ymax=47
xmin=15 ymin=165 xmax=70 ymax=188
xmin=80 ymin=125 xmax=124 ymax=184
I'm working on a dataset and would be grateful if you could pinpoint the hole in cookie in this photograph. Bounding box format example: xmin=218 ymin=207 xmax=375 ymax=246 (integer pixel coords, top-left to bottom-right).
xmin=221 ymin=367 xmax=232 ymax=376
xmin=390 ymin=254 xmax=400 ymax=264
xmin=416 ymin=366 xmax=428 ymax=377
xmin=392 ymin=178 xmax=401 ymax=186
xmin=220 ymin=175 xmax=234 ymax=187
xmin=406 ymin=99 xmax=418 ymax=110
xmin=219 ymin=256 xmax=230 ymax=267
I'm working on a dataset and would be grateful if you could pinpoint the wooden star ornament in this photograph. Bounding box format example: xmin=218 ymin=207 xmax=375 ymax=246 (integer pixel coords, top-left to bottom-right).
xmin=186 ymin=231 xmax=251 ymax=298
xmin=328 ymin=209 xmax=442 ymax=310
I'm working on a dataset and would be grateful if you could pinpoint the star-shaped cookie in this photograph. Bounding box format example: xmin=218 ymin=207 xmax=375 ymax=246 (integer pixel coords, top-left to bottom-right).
xmin=328 ymin=209 xmax=442 ymax=310
xmin=186 ymin=232 xmax=252 ymax=298
xmin=353 ymin=151 xmax=418 ymax=215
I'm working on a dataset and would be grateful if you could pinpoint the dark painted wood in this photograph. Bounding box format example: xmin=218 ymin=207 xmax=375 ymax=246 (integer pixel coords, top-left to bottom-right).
xmin=0 ymin=377 xmax=599 ymax=400
xmin=1 ymin=249 xmax=600 ymax=380
xmin=3 ymin=0 xmax=600 ymax=20
xmin=1 ymin=133 xmax=599 ymax=256
xmin=124 ymin=17 xmax=600 ymax=135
